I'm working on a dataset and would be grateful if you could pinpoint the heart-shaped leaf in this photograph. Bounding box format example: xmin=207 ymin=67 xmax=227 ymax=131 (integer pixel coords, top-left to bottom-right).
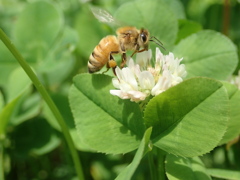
xmin=69 ymin=73 xmax=145 ymax=154
xmin=144 ymin=77 xmax=228 ymax=157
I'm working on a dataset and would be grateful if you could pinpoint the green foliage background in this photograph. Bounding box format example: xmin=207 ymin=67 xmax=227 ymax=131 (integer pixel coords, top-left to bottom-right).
xmin=0 ymin=0 xmax=240 ymax=179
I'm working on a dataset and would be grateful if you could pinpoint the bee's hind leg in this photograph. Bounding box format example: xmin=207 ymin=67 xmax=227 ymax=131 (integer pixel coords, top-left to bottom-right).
xmin=103 ymin=52 xmax=118 ymax=75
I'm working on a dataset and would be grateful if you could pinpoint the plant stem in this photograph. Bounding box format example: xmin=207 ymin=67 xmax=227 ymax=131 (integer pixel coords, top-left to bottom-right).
xmin=222 ymin=0 xmax=230 ymax=36
xmin=0 ymin=28 xmax=85 ymax=180
xmin=157 ymin=149 xmax=167 ymax=180
xmin=0 ymin=144 xmax=5 ymax=180
xmin=148 ymin=151 xmax=157 ymax=180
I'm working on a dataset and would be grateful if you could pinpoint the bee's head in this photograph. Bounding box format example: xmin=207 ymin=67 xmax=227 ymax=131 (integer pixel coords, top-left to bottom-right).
xmin=138 ymin=28 xmax=150 ymax=50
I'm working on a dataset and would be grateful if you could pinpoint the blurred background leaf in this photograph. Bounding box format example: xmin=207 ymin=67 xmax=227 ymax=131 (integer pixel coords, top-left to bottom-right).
xmin=13 ymin=1 xmax=63 ymax=62
xmin=173 ymin=30 xmax=238 ymax=80
xmin=0 ymin=41 xmax=18 ymax=87
xmin=175 ymin=19 xmax=202 ymax=44
xmin=114 ymin=0 xmax=178 ymax=50
xmin=6 ymin=67 xmax=31 ymax=102
xmin=10 ymin=92 xmax=42 ymax=126
xmin=9 ymin=117 xmax=61 ymax=158
xmin=0 ymin=95 xmax=22 ymax=138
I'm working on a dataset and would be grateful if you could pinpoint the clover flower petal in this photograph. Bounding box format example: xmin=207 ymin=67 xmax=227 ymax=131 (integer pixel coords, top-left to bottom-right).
xmin=110 ymin=48 xmax=187 ymax=102
xmin=138 ymin=71 xmax=155 ymax=90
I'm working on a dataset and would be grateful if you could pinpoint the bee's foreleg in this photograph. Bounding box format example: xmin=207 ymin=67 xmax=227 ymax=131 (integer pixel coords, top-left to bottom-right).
xmin=120 ymin=52 xmax=127 ymax=69
xmin=130 ymin=50 xmax=137 ymax=58
xmin=130 ymin=48 xmax=147 ymax=57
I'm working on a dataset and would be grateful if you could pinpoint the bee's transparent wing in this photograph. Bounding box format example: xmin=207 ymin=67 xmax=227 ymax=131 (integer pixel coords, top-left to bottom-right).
xmin=90 ymin=6 xmax=121 ymax=27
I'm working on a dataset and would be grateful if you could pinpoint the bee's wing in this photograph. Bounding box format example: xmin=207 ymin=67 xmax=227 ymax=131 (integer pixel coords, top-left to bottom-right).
xmin=90 ymin=6 xmax=121 ymax=27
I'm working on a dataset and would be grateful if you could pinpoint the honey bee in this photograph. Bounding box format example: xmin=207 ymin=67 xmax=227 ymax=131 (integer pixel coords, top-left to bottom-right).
xmin=88 ymin=7 xmax=164 ymax=74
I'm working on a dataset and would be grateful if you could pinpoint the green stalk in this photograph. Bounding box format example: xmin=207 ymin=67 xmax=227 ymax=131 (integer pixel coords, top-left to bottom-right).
xmin=148 ymin=151 xmax=158 ymax=180
xmin=222 ymin=0 xmax=230 ymax=36
xmin=0 ymin=144 xmax=5 ymax=180
xmin=0 ymin=28 xmax=84 ymax=180
xmin=157 ymin=149 xmax=167 ymax=180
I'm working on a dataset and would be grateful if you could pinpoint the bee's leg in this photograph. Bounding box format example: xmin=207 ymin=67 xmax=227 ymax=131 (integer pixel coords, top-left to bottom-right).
xmin=103 ymin=52 xmax=118 ymax=75
xmin=120 ymin=52 xmax=127 ymax=68
xmin=119 ymin=44 xmax=127 ymax=68
xmin=137 ymin=48 xmax=148 ymax=53
xmin=112 ymin=66 xmax=117 ymax=76
xmin=130 ymin=48 xmax=148 ymax=57
xmin=130 ymin=50 xmax=137 ymax=58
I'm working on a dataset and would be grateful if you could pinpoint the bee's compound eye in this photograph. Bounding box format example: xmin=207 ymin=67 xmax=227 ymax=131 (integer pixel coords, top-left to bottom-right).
xmin=141 ymin=33 xmax=147 ymax=43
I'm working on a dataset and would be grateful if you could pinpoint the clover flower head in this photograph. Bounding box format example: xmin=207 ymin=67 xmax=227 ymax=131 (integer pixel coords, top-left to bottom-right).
xmin=110 ymin=48 xmax=187 ymax=102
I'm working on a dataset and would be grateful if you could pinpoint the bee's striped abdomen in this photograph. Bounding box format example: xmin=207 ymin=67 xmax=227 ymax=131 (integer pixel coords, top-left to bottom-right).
xmin=88 ymin=35 xmax=119 ymax=73
xmin=88 ymin=48 xmax=105 ymax=73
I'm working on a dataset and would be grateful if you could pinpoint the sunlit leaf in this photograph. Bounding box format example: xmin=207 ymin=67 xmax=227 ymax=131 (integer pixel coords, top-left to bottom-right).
xmin=116 ymin=127 xmax=152 ymax=180
xmin=173 ymin=30 xmax=238 ymax=80
xmin=166 ymin=155 xmax=211 ymax=180
xmin=144 ymin=77 xmax=228 ymax=157
xmin=69 ymin=73 xmax=145 ymax=154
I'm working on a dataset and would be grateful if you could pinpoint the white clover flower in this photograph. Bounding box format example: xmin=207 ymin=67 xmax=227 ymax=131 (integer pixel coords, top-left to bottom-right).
xmin=110 ymin=48 xmax=187 ymax=102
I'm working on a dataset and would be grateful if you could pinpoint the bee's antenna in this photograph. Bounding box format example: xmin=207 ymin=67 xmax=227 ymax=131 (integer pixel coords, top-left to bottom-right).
xmin=150 ymin=36 xmax=163 ymax=45
xmin=149 ymin=37 xmax=166 ymax=51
